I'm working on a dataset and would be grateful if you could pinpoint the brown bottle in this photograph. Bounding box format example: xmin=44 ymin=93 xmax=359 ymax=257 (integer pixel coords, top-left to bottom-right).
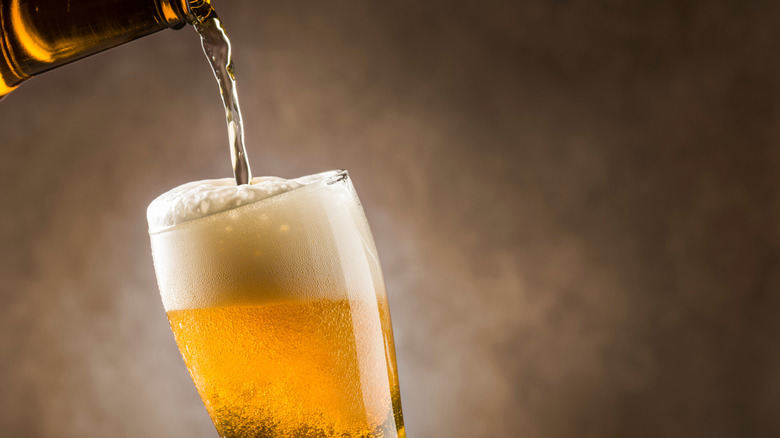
xmin=0 ymin=0 xmax=210 ymax=99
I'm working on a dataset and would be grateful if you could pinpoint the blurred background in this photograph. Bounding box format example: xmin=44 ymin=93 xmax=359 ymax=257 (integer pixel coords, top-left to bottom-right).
xmin=1 ymin=0 xmax=779 ymax=437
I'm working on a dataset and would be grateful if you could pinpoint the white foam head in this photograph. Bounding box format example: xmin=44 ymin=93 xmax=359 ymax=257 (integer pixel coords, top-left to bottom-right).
xmin=147 ymin=171 xmax=338 ymax=233
xmin=147 ymin=170 xmax=384 ymax=311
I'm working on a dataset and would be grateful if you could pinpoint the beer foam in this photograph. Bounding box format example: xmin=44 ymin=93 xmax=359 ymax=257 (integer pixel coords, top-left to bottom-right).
xmin=148 ymin=170 xmax=384 ymax=311
xmin=147 ymin=172 xmax=335 ymax=233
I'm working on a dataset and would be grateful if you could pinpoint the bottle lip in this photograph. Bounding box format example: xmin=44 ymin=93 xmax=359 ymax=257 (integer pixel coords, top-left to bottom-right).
xmin=157 ymin=0 xmax=214 ymax=28
xmin=157 ymin=0 xmax=211 ymax=29
xmin=186 ymin=0 xmax=216 ymax=24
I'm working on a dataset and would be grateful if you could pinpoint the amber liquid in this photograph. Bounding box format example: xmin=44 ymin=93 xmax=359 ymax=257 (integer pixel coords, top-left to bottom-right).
xmin=191 ymin=5 xmax=252 ymax=185
xmin=167 ymin=298 xmax=405 ymax=438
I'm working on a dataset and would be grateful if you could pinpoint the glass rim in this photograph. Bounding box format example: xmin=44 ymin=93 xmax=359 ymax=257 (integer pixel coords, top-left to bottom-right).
xmin=148 ymin=169 xmax=350 ymax=235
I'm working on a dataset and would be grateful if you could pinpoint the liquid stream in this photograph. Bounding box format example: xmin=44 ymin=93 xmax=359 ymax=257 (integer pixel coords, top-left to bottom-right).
xmin=192 ymin=6 xmax=252 ymax=185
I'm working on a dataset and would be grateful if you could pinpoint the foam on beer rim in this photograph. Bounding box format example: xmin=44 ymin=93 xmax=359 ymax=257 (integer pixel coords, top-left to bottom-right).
xmin=147 ymin=170 xmax=342 ymax=233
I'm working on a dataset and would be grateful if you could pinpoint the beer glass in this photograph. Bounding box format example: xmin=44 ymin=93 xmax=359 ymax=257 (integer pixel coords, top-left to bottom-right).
xmin=147 ymin=170 xmax=405 ymax=437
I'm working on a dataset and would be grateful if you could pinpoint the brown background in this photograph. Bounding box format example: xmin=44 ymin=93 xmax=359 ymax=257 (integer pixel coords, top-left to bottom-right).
xmin=1 ymin=1 xmax=779 ymax=437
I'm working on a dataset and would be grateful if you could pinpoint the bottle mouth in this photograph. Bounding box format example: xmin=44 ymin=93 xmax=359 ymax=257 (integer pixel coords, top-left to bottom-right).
xmin=186 ymin=0 xmax=216 ymax=24
xmin=157 ymin=0 xmax=211 ymax=29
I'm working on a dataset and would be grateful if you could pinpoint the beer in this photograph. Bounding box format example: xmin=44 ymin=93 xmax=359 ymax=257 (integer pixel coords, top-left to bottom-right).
xmin=168 ymin=298 xmax=403 ymax=437
xmin=148 ymin=170 xmax=405 ymax=438
xmin=191 ymin=5 xmax=252 ymax=185
xmin=1 ymin=0 xmax=252 ymax=181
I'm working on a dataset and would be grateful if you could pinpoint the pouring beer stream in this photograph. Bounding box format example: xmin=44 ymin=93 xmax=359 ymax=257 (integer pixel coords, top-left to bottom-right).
xmin=2 ymin=1 xmax=406 ymax=436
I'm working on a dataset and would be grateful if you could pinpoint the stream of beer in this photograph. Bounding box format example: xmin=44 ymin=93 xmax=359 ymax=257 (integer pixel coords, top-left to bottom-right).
xmin=193 ymin=5 xmax=252 ymax=185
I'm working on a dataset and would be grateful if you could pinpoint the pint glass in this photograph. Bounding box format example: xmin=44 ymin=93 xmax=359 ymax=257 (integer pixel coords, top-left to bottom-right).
xmin=147 ymin=170 xmax=404 ymax=437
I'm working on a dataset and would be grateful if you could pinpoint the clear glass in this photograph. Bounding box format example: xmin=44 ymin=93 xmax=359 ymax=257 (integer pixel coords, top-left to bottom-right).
xmin=148 ymin=170 xmax=405 ymax=438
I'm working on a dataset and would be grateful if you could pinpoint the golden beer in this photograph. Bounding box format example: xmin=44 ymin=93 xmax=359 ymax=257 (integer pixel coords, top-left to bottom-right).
xmin=168 ymin=298 xmax=403 ymax=437
xmin=148 ymin=170 xmax=405 ymax=438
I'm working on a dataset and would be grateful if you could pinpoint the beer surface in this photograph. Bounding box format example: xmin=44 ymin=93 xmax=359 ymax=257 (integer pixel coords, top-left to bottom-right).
xmin=167 ymin=298 xmax=405 ymax=438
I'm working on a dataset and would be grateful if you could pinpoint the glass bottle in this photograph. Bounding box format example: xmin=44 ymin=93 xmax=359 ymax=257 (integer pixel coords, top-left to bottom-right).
xmin=0 ymin=0 xmax=210 ymax=99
